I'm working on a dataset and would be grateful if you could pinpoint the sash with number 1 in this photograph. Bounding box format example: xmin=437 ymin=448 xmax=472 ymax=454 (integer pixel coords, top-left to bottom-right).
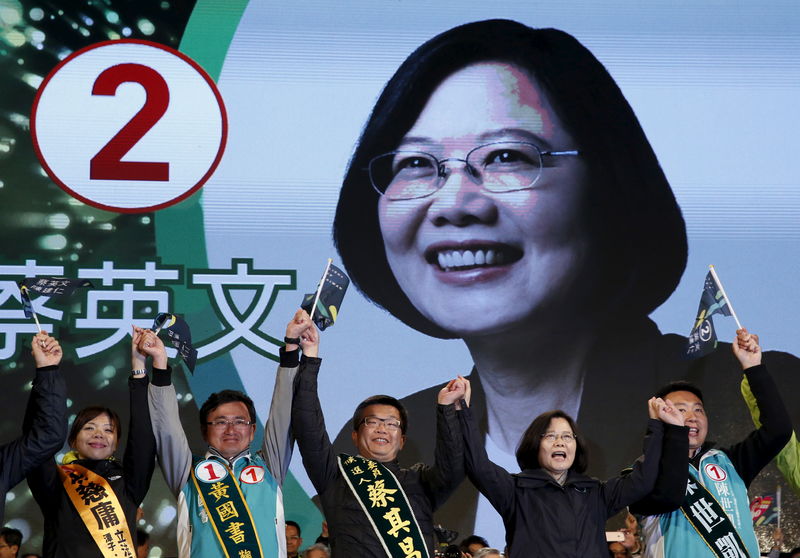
xmin=338 ymin=454 xmax=430 ymax=558
xmin=680 ymin=471 xmax=750 ymax=558
xmin=58 ymin=463 xmax=135 ymax=558
xmin=191 ymin=457 xmax=264 ymax=558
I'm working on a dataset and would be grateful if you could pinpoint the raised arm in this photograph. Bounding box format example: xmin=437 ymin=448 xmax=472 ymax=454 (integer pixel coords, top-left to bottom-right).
xmin=289 ymin=310 xmax=338 ymax=494
xmin=456 ymin=381 xmax=516 ymax=518
xmin=416 ymin=376 xmax=467 ymax=509
xmin=144 ymin=325 xmax=193 ymax=497
xmin=725 ymin=329 xmax=792 ymax=486
xmin=16 ymin=333 xmax=68 ymax=501
xmin=123 ymin=327 xmax=159 ymax=505
xmin=260 ymin=311 xmax=310 ymax=483
xmin=603 ymin=398 xmax=685 ymax=517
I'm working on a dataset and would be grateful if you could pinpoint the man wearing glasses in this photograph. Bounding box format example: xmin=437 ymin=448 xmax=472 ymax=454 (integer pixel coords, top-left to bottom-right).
xmin=288 ymin=309 xmax=466 ymax=558
xmin=147 ymin=331 xmax=296 ymax=558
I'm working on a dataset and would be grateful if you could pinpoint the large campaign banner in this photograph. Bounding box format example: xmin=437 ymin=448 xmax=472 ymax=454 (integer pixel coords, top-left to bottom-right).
xmin=1 ymin=0 xmax=798 ymax=555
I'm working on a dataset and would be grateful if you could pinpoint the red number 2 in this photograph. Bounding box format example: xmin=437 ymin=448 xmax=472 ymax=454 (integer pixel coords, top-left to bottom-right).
xmin=203 ymin=464 xmax=219 ymax=481
xmin=90 ymin=63 xmax=169 ymax=181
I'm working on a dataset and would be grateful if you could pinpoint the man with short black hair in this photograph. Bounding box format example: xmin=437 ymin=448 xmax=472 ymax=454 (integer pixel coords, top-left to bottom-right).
xmin=147 ymin=330 xmax=297 ymax=558
xmin=460 ymin=534 xmax=490 ymax=556
xmin=285 ymin=520 xmax=302 ymax=558
xmin=0 ymin=527 xmax=21 ymax=558
xmin=289 ymin=309 xmax=466 ymax=558
xmin=634 ymin=329 xmax=792 ymax=558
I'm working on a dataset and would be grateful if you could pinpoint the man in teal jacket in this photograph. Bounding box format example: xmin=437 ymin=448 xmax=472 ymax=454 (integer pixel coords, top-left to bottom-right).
xmin=634 ymin=329 xmax=791 ymax=558
xmin=147 ymin=325 xmax=297 ymax=558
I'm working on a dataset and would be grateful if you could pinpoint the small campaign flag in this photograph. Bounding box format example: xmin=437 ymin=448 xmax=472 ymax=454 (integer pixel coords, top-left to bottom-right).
xmin=151 ymin=312 xmax=198 ymax=373
xmin=21 ymin=276 xmax=94 ymax=297
xmin=301 ymin=261 xmax=350 ymax=330
xmin=750 ymin=493 xmax=779 ymax=526
xmin=685 ymin=271 xmax=733 ymax=359
xmin=19 ymin=285 xmax=35 ymax=320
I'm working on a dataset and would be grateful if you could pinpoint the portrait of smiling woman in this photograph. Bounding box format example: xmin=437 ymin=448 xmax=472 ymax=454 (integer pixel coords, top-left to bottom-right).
xmin=331 ymin=19 xmax=800 ymax=536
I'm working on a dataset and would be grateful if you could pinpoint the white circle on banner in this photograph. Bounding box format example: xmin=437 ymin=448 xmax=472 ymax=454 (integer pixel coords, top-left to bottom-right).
xmin=704 ymin=463 xmax=727 ymax=482
xmin=31 ymin=39 xmax=227 ymax=213
xmin=194 ymin=459 xmax=229 ymax=483
xmin=240 ymin=465 xmax=265 ymax=484
xmin=699 ymin=319 xmax=713 ymax=342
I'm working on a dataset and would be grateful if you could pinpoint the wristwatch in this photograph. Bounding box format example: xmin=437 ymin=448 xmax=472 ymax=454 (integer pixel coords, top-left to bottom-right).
xmin=284 ymin=336 xmax=301 ymax=345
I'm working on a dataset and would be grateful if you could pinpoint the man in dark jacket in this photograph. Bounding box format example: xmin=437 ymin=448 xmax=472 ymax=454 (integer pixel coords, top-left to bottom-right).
xmin=289 ymin=309 xmax=465 ymax=557
xmin=1 ymin=332 xmax=67 ymax=524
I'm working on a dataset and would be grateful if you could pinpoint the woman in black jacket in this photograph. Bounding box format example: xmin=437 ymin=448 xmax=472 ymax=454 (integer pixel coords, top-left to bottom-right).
xmin=27 ymin=327 xmax=160 ymax=558
xmin=449 ymin=376 xmax=687 ymax=558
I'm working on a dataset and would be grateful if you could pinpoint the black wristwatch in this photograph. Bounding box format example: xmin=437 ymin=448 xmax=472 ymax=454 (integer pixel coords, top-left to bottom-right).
xmin=284 ymin=336 xmax=301 ymax=345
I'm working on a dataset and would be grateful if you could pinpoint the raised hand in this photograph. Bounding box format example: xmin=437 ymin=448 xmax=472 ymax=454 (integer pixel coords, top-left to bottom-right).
xmin=31 ymin=331 xmax=63 ymax=368
xmin=438 ymin=375 xmax=471 ymax=409
xmin=648 ymin=396 xmax=684 ymax=426
xmin=732 ymin=328 xmax=762 ymax=370
xmin=132 ymin=325 xmax=168 ymax=369
xmin=285 ymin=309 xmax=319 ymax=357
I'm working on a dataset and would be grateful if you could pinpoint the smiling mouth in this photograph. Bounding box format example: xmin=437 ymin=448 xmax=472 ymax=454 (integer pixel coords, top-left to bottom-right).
xmin=425 ymin=245 xmax=523 ymax=271
xmin=373 ymin=437 xmax=390 ymax=445
xmin=688 ymin=428 xmax=699 ymax=435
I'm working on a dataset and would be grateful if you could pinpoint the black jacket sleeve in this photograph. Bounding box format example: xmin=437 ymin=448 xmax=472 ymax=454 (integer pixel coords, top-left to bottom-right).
xmin=457 ymin=405 xmax=517 ymax=518
xmin=415 ymin=403 xmax=465 ymax=510
xmin=602 ymin=419 xmax=671 ymax=517
xmin=629 ymin=423 xmax=689 ymax=516
xmin=123 ymin=372 xmax=158 ymax=506
xmin=722 ymin=364 xmax=792 ymax=487
xmin=21 ymin=366 xmax=68 ymax=511
xmin=289 ymin=352 xmax=335 ymax=494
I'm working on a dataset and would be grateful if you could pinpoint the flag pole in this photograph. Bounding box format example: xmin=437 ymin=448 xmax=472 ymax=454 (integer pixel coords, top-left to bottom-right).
xmin=708 ymin=265 xmax=743 ymax=329
xmin=21 ymin=287 xmax=43 ymax=332
xmin=777 ymin=484 xmax=782 ymax=530
xmin=309 ymin=259 xmax=333 ymax=323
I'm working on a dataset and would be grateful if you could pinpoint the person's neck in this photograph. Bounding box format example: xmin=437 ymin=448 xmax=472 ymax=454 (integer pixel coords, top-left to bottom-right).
xmin=465 ymin=323 xmax=594 ymax=454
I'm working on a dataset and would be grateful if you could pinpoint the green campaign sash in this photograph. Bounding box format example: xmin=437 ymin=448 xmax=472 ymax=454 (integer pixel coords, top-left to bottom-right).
xmin=680 ymin=472 xmax=750 ymax=558
xmin=191 ymin=457 xmax=263 ymax=558
xmin=338 ymin=454 xmax=430 ymax=558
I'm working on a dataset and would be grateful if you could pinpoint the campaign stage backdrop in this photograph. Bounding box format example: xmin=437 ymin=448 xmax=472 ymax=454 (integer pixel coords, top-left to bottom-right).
xmin=1 ymin=0 xmax=799 ymax=555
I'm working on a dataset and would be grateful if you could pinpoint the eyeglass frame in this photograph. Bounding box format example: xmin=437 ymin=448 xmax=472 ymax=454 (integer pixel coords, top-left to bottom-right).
xmin=540 ymin=431 xmax=576 ymax=443
xmin=205 ymin=418 xmax=255 ymax=429
xmin=367 ymin=141 xmax=580 ymax=200
xmin=359 ymin=415 xmax=403 ymax=431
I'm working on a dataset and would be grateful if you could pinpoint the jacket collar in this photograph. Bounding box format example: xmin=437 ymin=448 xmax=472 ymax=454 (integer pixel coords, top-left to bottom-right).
xmin=514 ymin=468 xmax=598 ymax=488
xmin=206 ymin=446 xmax=252 ymax=468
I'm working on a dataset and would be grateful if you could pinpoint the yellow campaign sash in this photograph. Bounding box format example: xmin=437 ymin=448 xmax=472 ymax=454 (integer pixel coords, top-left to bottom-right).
xmin=190 ymin=457 xmax=263 ymax=558
xmin=338 ymin=454 xmax=430 ymax=558
xmin=57 ymin=463 xmax=135 ymax=558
